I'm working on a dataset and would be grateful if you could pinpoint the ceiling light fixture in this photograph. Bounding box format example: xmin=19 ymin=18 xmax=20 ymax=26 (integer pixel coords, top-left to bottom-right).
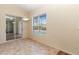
xmin=23 ymin=18 xmax=29 ymax=21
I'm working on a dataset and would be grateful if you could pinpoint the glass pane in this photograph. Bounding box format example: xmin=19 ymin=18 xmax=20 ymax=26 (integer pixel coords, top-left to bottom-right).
xmin=39 ymin=14 xmax=47 ymax=33
xmin=33 ymin=16 xmax=39 ymax=33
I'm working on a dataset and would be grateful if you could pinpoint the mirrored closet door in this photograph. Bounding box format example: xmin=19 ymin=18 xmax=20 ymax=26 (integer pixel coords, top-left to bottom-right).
xmin=6 ymin=15 xmax=23 ymax=40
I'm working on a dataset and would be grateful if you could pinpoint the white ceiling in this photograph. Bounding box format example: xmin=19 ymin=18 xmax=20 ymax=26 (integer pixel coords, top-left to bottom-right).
xmin=18 ymin=4 xmax=44 ymax=12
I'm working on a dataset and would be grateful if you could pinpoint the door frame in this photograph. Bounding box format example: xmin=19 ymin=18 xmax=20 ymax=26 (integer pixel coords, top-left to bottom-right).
xmin=5 ymin=14 xmax=24 ymax=40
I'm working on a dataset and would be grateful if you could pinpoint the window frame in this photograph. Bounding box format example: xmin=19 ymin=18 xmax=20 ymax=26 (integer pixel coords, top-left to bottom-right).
xmin=32 ymin=13 xmax=47 ymax=36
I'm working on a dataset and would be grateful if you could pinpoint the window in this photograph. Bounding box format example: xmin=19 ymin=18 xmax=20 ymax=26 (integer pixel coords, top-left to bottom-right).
xmin=32 ymin=14 xmax=47 ymax=36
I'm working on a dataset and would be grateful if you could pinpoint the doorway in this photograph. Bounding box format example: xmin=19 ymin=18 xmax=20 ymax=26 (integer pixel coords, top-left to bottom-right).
xmin=6 ymin=15 xmax=23 ymax=41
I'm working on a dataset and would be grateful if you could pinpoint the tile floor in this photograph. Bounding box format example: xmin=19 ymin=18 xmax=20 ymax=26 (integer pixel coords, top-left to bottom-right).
xmin=0 ymin=39 xmax=59 ymax=55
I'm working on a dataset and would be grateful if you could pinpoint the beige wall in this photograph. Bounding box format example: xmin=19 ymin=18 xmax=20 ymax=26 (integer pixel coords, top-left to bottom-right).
xmin=0 ymin=4 xmax=29 ymax=43
xmin=23 ymin=21 xmax=30 ymax=38
xmin=29 ymin=5 xmax=79 ymax=54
